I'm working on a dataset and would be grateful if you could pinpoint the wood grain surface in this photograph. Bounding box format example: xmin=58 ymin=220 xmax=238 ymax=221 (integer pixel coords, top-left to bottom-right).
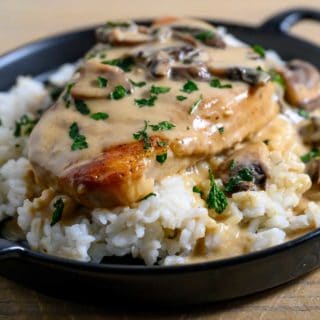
xmin=0 ymin=0 xmax=319 ymax=319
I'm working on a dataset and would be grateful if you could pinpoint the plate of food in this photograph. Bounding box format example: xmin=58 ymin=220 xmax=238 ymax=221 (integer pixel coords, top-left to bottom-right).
xmin=0 ymin=8 xmax=319 ymax=306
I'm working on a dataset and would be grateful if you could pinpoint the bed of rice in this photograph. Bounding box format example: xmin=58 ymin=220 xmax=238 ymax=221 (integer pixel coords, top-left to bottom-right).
xmin=1 ymin=29 xmax=320 ymax=266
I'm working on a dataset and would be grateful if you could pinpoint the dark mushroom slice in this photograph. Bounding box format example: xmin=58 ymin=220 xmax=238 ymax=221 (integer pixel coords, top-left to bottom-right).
xmin=306 ymin=157 xmax=320 ymax=185
xmin=96 ymin=21 xmax=153 ymax=46
xmin=218 ymin=142 xmax=270 ymax=193
xmin=280 ymin=59 xmax=320 ymax=109
xmin=299 ymin=117 xmax=320 ymax=145
xmin=70 ymin=60 xmax=132 ymax=99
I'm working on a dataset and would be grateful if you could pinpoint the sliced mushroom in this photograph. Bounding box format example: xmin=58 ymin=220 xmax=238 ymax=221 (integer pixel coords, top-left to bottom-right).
xmin=70 ymin=60 xmax=132 ymax=99
xmin=96 ymin=21 xmax=153 ymax=46
xmin=281 ymin=59 xmax=320 ymax=109
xmin=306 ymin=158 xmax=320 ymax=184
xmin=218 ymin=142 xmax=270 ymax=193
xmin=299 ymin=117 xmax=320 ymax=145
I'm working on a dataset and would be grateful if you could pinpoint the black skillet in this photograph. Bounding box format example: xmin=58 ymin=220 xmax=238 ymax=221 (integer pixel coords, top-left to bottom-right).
xmin=0 ymin=8 xmax=319 ymax=306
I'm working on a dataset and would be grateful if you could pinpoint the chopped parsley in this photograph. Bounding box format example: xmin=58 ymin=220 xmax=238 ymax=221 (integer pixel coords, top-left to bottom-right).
xmin=297 ymin=109 xmax=310 ymax=119
xmin=109 ymin=85 xmax=129 ymax=100
xmin=135 ymin=95 xmax=157 ymax=107
xmin=150 ymin=85 xmax=171 ymax=95
xmin=14 ymin=115 xmax=38 ymax=137
xmin=102 ymin=57 xmax=134 ymax=72
xmin=156 ymin=152 xmax=167 ymax=164
xmin=69 ymin=122 xmax=88 ymax=151
xmin=224 ymin=167 xmax=254 ymax=193
xmin=210 ymin=78 xmax=232 ymax=89
xmin=50 ymin=198 xmax=64 ymax=226
xmin=133 ymin=120 xmax=151 ymax=149
xmin=62 ymin=83 xmax=75 ymax=108
xmin=268 ymin=69 xmax=285 ymax=87
xmin=252 ymin=44 xmax=265 ymax=58
xmin=75 ymin=100 xmax=90 ymax=115
xmin=157 ymin=140 xmax=168 ymax=147
xmin=140 ymin=192 xmax=156 ymax=201
xmin=105 ymin=21 xmax=130 ymax=28
xmin=129 ymin=79 xmax=146 ymax=87
xmin=207 ymin=170 xmax=228 ymax=214
xmin=149 ymin=121 xmax=175 ymax=131
xmin=193 ymin=186 xmax=203 ymax=196
xmin=229 ymin=159 xmax=236 ymax=170
xmin=301 ymin=148 xmax=320 ymax=163
xmin=49 ymin=86 xmax=63 ymax=102
xmin=189 ymin=95 xmax=203 ymax=114
xmin=176 ymin=95 xmax=187 ymax=101
xmin=218 ymin=126 xmax=224 ymax=134
xmin=90 ymin=112 xmax=109 ymax=120
xmin=96 ymin=76 xmax=108 ymax=88
xmin=181 ymin=80 xmax=198 ymax=93
xmin=194 ymin=30 xmax=215 ymax=42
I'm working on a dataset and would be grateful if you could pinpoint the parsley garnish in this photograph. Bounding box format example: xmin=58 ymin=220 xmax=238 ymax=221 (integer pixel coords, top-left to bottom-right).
xmin=140 ymin=192 xmax=156 ymax=201
xmin=268 ymin=69 xmax=285 ymax=87
xmin=50 ymin=198 xmax=64 ymax=226
xmin=133 ymin=120 xmax=151 ymax=149
xmin=301 ymin=148 xmax=320 ymax=163
xmin=207 ymin=170 xmax=228 ymax=214
xmin=90 ymin=112 xmax=109 ymax=120
xmin=75 ymin=100 xmax=90 ymax=115
xmin=149 ymin=121 xmax=175 ymax=131
xmin=157 ymin=141 xmax=168 ymax=147
xmin=150 ymin=85 xmax=171 ymax=94
xmin=97 ymin=76 xmax=108 ymax=88
xmin=156 ymin=152 xmax=167 ymax=164
xmin=129 ymin=79 xmax=146 ymax=87
xmin=135 ymin=95 xmax=157 ymax=107
xmin=194 ymin=30 xmax=215 ymax=42
xmin=14 ymin=115 xmax=38 ymax=137
xmin=229 ymin=159 xmax=236 ymax=170
xmin=210 ymin=78 xmax=232 ymax=89
xmin=109 ymin=85 xmax=129 ymax=100
xmin=189 ymin=95 xmax=203 ymax=114
xmin=50 ymin=86 xmax=63 ymax=102
xmin=224 ymin=167 xmax=254 ymax=193
xmin=297 ymin=109 xmax=310 ymax=119
xmin=252 ymin=44 xmax=265 ymax=58
xmin=102 ymin=57 xmax=134 ymax=72
xmin=218 ymin=126 xmax=224 ymax=134
xmin=181 ymin=80 xmax=198 ymax=93
xmin=69 ymin=122 xmax=88 ymax=151
xmin=193 ymin=186 xmax=203 ymax=196
xmin=62 ymin=83 xmax=75 ymax=108
xmin=176 ymin=95 xmax=187 ymax=101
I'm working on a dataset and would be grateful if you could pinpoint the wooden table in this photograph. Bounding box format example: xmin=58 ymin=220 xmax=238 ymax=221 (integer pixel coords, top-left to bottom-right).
xmin=0 ymin=0 xmax=319 ymax=319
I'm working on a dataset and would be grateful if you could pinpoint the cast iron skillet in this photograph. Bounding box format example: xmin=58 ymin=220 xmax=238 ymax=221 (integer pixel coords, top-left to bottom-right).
xmin=0 ymin=8 xmax=319 ymax=306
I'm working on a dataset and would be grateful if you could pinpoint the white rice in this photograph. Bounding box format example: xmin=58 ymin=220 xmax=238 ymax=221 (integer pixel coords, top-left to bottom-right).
xmin=0 ymin=29 xmax=319 ymax=266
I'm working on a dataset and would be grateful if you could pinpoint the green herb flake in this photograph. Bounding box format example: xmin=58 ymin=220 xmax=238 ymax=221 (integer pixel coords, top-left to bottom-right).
xmin=150 ymin=121 xmax=175 ymax=131
xmin=90 ymin=112 xmax=109 ymax=120
xmin=109 ymin=85 xmax=129 ymax=100
xmin=224 ymin=167 xmax=254 ymax=193
xmin=150 ymin=85 xmax=171 ymax=95
xmin=229 ymin=159 xmax=236 ymax=171
xmin=50 ymin=198 xmax=64 ymax=226
xmin=210 ymin=78 xmax=232 ymax=89
xmin=194 ymin=30 xmax=215 ymax=42
xmin=133 ymin=120 xmax=151 ymax=150
xmin=69 ymin=122 xmax=88 ymax=151
xmin=189 ymin=95 xmax=203 ymax=114
xmin=50 ymin=86 xmax=63 ymax=101
xmin=129 ymin=79 xmax=146 ymax=87
xmin=268 ymin=69 xmax=285 ymax=87
xmin=75 ymin=100 xmax=91 ymax=115
xmin=206 ymin=170 xmax=228 ymax=214
xmin=301 ymin=148 xmax=320 ymax=163
xmin=14 ymin=115 xmax=38 ymax=137
xmin=176 ymin=95 xmax=187 ymax=101
xmin=134 ymin=95 xmax=157 ymax=107
xmin=181 ymin=80 xmax=198 ymax=93
xmin=97 ymin=76 xmax=108 ymax=88
xmin=157 ymin=141 xmax=168 ymax=147
xmin=62 ymin=83 xmax=75 ymax=108
xmin=218 ymin=126 xmax=224 ymax=134
xmin=298 ymin=109 xmax=310 ymax=119
xmin=102 ymin=57 xmax=134 ymax=72
xmin=156 ymin=152 xmax=167 ymax=164
xmin=193 ymin=186 xmax=203 ymax=196
xmin=252 ymin=44 xmax=265 ymax=58
xmin=140 ymin=192 xmax=156 ymax=201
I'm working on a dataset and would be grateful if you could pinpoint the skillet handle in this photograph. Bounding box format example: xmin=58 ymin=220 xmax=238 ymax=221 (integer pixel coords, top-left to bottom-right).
xmin=259 ymin=8 xmax=320 ymax=33
xmin=0 ymin=238 xmax=25 ymax=259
